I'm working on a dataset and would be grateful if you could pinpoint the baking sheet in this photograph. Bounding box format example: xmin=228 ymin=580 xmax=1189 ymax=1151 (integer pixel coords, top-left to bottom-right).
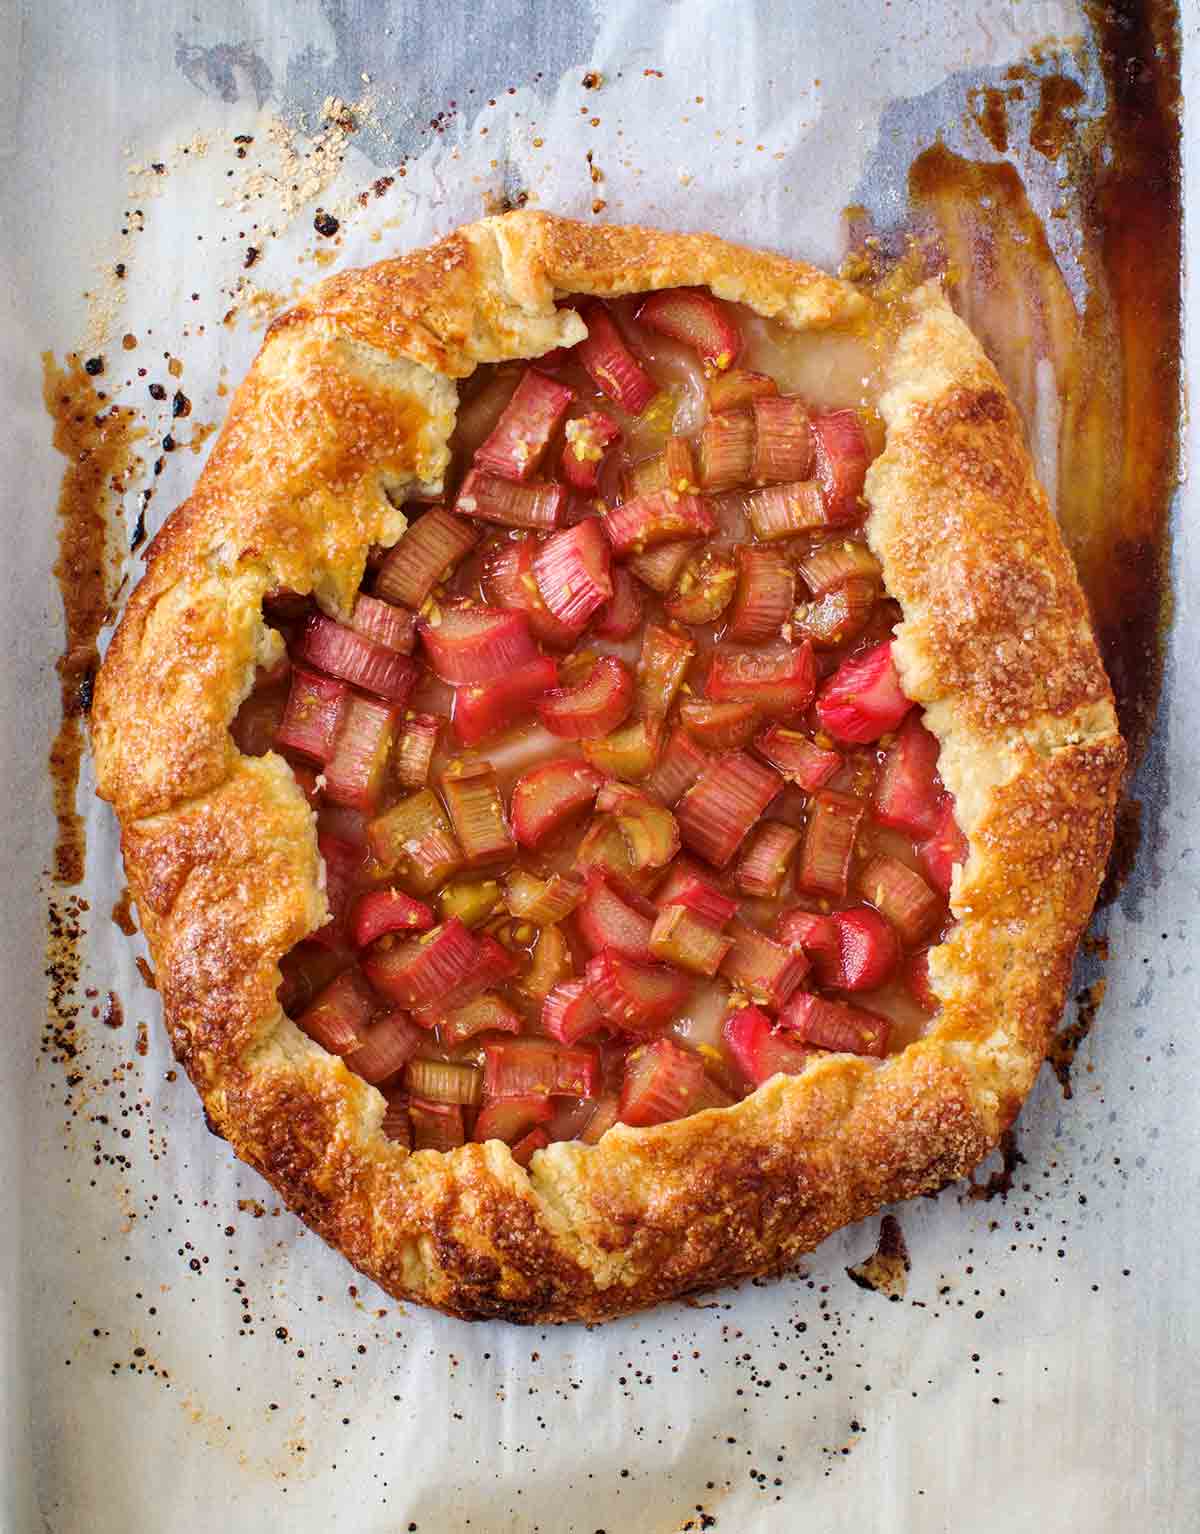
xmin=4 ymin=1 xmax=1196 ymax=1529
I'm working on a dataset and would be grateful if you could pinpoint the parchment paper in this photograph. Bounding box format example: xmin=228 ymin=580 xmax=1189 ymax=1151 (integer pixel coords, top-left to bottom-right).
xmin=4 ymin=2 xmax=1196 ymax=1530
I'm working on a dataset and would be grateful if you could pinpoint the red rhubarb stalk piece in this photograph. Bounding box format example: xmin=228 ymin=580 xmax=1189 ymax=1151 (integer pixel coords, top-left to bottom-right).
xmin=797 ymin=789 xmax=864 ymax=899
xmin=720 ymin=918 xmax=809 ymax=1011
xmin=537 ymin=654 xmax=634 ymax=739
xmin=779 ymin=992 xmax=890 ymax=1057
xmin=346 ymin=1011 xmax=424 ymax=1085
xmin=232 ymin=685 xmax=287 ymax=758
xmin=362 ymin=918 xmax=479 ymax=1008
xmin=294 ymin=613 xmax=418 ymax=706
xmin=904 ymin=949 xmax=938 ymax=1013
xmin=797 ymin=538 xmax=882 ymax=595
xmin=706 ymin=642 xmax=816 ymax=716
xmin=511 ymin=758 xmax=604 ymax=848
xmin=647 ymin=904 xmax=732 ymax=977
xmin=452 ymin=654 xmax=558 ymax=746
xmin=323 ymin=694 xmax=399 ymax=812
xmin=698 ymin=409 xmax=755 ymax=491
xmin=828 ymin=907 xmax=900 ymax=992
xmin=418 ymin=605 xmax=538 ymax=686
xmin=311 ymin=833 xmax=366 ymax=949
xmin=440 ymin=762 xmax=515 ymax=867
xmin=275 ymin=667 xmax=348 ymax=763
xmin=725 ymin=546 xmax=795 ymax=644
xmin=602 ymin=490 xmax=717 ymax=556
xmin=619 ymin=1037 xmax=709 ymax=1127
xmin=708 ymin=368 xmax=778 ymax=412
xmin=575 ymin=871 xmax=656 ymax=961
xmin=722 ymin=1005 xmax=811 ymax=1087
xmin=626 ymin=539 xmax=694 ymax=594
xmin=676 ymin=751 xmax=783 ymax=869
xmin=752 ymin=395 xmax=814 ymax=484
xmin=532 ymin=519 xmax=614 ymax=631
xmin=350 ymin=593 xmax=416 ymax=654
xmin=393 ymin=711 xmax=440 ymax=789
xmin=480 ymin=536 xmax=577 ymax=649
xmin=918 ymin=799 xmax=968 ymax=898
xmin=438 ymin=993 xmax=523 ymax=1047
xmin=642 ymin=726 xmax=710 ymax=807
xmin=473 ymin=1095 xmax=554 ymax=1145
xmin=579 ymin=714 xmax=666 ymax=783
xmin=510 ymin=1127 xmax=550 ymax=1166
xmin=654 ymin=859 xmax=739 ymax=928
xmin=585 ymin=950 xmax=692 ymax=1036
xmin=455 ymin=467 xmax=566 ymax=530
xmin=482 ymin=1036 xmax=600 ymax=1099
xmin=873 ymin=710 xmax=944 ymax=836
xmin=296 ymin=969 xmax=376 ymax=1056
xmin=664 ymin=545 xmax=738 ymax=625
xmin=734 ymin=820 xmax=803 ymax=899
xmin=351 ymin=887 xmax=435 ymax=947
xmin=581 ymin=1093 xmax=621 ymax=1144
xmin=374 ymin=509 xmax=479 ymax=609
xmin=593 ymin=563 xmax=645 ymax=639
xmin=753 ymin=725 xmax=841 ymax=791
xmin=474 ymin=368 xmax=575 ymax=481
xmin=816 ymin=639 xmax=913 ymax=744
xmin=541 ymin=979 xmax=605 ymax=1045
xmin=812 ymin=409 xmax=871 ymax=524
xmin=596 ymin=782 xmax=681 ymax=870
xmin=636 ymin=287 xmax=742 ymax=371
xmin=574 ymin=300 xmax=657 ymax=414
xmin=561 ymin=411 xmax=622 ymax=491
xmin=860 ymin=853 xmax=943 ymax=945
xmin=408 ymin=1099 xmax=466 ymax=1152
xmin=678 ymin=699 xmax=760 ymax=751
xmin=775 ymin=908 xmax=840 ymax=979
xmin=635 ymin=622 xmax=696 ymax=717
xmin=745 ymin=480 xmax=829 ymax=540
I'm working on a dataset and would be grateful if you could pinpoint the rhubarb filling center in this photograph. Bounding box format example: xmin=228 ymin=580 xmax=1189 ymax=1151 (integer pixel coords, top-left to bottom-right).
xmin=232 ymin=286 xmax=966 ymax=1158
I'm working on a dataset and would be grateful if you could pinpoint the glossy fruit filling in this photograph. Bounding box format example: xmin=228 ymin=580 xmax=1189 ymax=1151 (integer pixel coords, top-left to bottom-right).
xmin=233 ymin=288 xmax=966 ymax=1157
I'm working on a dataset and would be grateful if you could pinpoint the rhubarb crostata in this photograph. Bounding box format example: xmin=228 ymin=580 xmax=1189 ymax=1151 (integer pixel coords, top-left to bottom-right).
xmin=92 ymin=213 xmax=1123 ymax=1322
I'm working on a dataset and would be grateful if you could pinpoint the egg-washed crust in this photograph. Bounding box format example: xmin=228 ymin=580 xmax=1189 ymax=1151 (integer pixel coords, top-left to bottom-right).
xmin=92 ymin=213 xmax=1123 ymax=1323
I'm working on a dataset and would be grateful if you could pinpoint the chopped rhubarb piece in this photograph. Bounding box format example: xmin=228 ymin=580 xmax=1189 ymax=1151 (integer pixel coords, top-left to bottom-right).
xmin=725 ymin=546 xmax=795 ymax=644
xmin=586 ymin=950 xmax=692 ymax=1036
xmin=722 ymin=1005 xmax=811 ymax=1087
xmin=677 ymin=751 xmax=782 ymax=868
xmin=275 ymin=667 xmax=348 ymax=763
xmin=797 ymin=538 xmax=882 ymax=595
xmin=720 ymin=919 xmax=809 ymax=1010
xmin=815 ymin=639 xmax=913 ymax=744
xmin=753 ymin=724 xmax=841 ymax=790
xmin=380 ymin=1092 xmax=412 ymax=1147
xmin=593 ymin=563 xmax=645 ymax=639
xmin=363 ymin=918 xmax=479 ymax=1008
xmin=812 ymin=409 xmax=871 ymax=524
xmin=698 ymin=409 xmax=755 ymax=491
xmin=368 ymin=790 xmax=463 ymax=893
xmin=797 ymin=789 xmax=863 ymax=899
xmin=440 ymin=761 xmax=515 ymax=867
xmin=861 ymin=853 xmax=943 ymax=944
xmin=637 ymin=287 xmax=741 ymax=371
xmin=642 ymin=726 xmax=710 ymax=807
xmin=775 ymin=908 xmax=840 ymax=978
xmin=873 ymin=711 xmax=944 ymax=837
xmin=745 ymin=480 xmax=828 ymax=541
xmin=532 ymin=520 xmax=613 ymax=630
xmin=483 ymin=1036 xmax=600 ymax=1099
xmin=708 ymin=368 xmax=778 ymax=412
xmin=473 ymin=1094 xmax=554 ymax=1144
xmin=792 ymin=580 xmax=879 ymax=649
xmin=419 ymin=605 xmax=538 ymax=686
xmin=232 ymin=684 xmax=287 ymax=757
xmin=780 ymin=992 xmax=890 ymax=1057
xmin=648 ymin=904 xmax=732 ymax=977
xmin=626 ymin=539 xmax=695 ymax=594
xmin=323 ymin=694 xmax=398 ymax=812
xmin=452 ymin=654 xmax=558 ymax=746
xmin=409 ymin=1099 xmax=466 ymax=1151
xmin=827 ymin=907 xmax=900 ymax=992
xmin=574 ymin=300 xmax=657 ymax=414
xmin=575 ymin=814 xmax=651 ymax=890
xmin=636 ymin=622 xmax=695 ymax=717
xmin=480 ymin=536 xmax=578 ymax=649
xmin=393 ymin=711 xmax=440 ymax=789
xmin=678 ymin=699 xmax=761 ymax=751
xmin=580 ymin=714 xmax=665 ymax=782
xmin=474 ymin=367 xmax=574 ymax=481
xmin=374 ymin=509 xmax=479 ymax=609
xmin=596 ymin=782 xmax=681 ymax=870
xmin=603 ymin=490 xmax=716 ymax=556
xmin=919 ymin=798 xmax=968 ymax=897
xmin=623 ymin=452 xmax=668 ymax=500
xmin=663 ymin=434 xmax=699 ymax=491
xmin=654 ymin=859 xmax=739 ymax=927
xmin=439 ymin=992 xmax=522 ymax=1047
xmin=405 ymin=1057 xmax=483 ymax=1105
xmin=351 ymin=888 xmax=435 ymax=947
xmin=707 ymin=642 xmax=816 ymax=716
xmin=347 ymin=1011 xmax=424 ymax=1085
xmin=312 ymin=833 xmax=365 ymax=949
xmin=542 ymin=979 xmax=605 ymax=1045
xmin=504 ymin=868 xmax=584 ymax=926
xmin=664 ymin=545 xmax=738 ymax=625
xmin=279 ymin=942 xmax=349 ymax=1018
xmin=511 ymin=758 xmax=603 ymax=847
xmin=521 ymin=923 xmax=572 ymax=1001
xmin=350 ymin=593 xmax=416 ymax=654
xmin=735 ymin=819 xmax=803 ymax=899
xmin=294 ymin=614 xmax=418 ymax=705
xmin=561 ymin=410 xmax=621 ymax=491
xmin=752 ymin=395 xmax=814 ymax=484
xmin=538 ymin=654 xmax=634 ymax=738
xmin=576 ymin=872 xmax=655 ymax=961
xmin=904 ymin=949 xmax=938 ymax=1013
xmin=581 ymin=1092 xmax=621 ymax=1143
xmin=511 ymin=1126 xmax=550 ymax=1166
xmin=296 ymin=969 xmax=375 ymax=1056
xmin=619 ymin=1037 xmax=708 ymax=1127
xmin=456 ymin=467 xmax=566 ymax=530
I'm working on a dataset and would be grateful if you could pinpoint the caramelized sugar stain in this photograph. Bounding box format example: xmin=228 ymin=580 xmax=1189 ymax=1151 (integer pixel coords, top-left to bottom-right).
xmin=967 ymin=1128 xmax=1025 ymax=1201
xmin=846 ymin=1214 xmax=909 ymax=1299
xmin=111 ymin=884 xmax=138 ymax=936
xmin=44 ymin=352 xmax=140 ymax=885
xmin=1047 ymin=979 xmax=1107 ymax=1098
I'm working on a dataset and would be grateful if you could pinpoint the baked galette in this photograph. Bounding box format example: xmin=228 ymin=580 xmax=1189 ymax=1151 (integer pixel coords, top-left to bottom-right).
xmin=92 ymin=213 xmax=1123 ymax=1322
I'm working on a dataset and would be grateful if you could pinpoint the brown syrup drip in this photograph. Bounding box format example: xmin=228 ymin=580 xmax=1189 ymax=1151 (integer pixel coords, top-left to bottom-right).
xmin=846 ymin=1214 xmax=910 ymax=1298
xmin=44 ymin=353 xmax=141 ymax=885
xmin=967 ymin=1128 xmax=1025 ymax=1201
xmin=111 ymin=884 xmax=138 ymax=935
xmin=1047 ymin=979 xmax=1107 ymax=1098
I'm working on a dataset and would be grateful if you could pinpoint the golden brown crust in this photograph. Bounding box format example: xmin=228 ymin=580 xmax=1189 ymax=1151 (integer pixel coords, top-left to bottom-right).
xmin=91 ymin=215 xmax=1122 ymax=1322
